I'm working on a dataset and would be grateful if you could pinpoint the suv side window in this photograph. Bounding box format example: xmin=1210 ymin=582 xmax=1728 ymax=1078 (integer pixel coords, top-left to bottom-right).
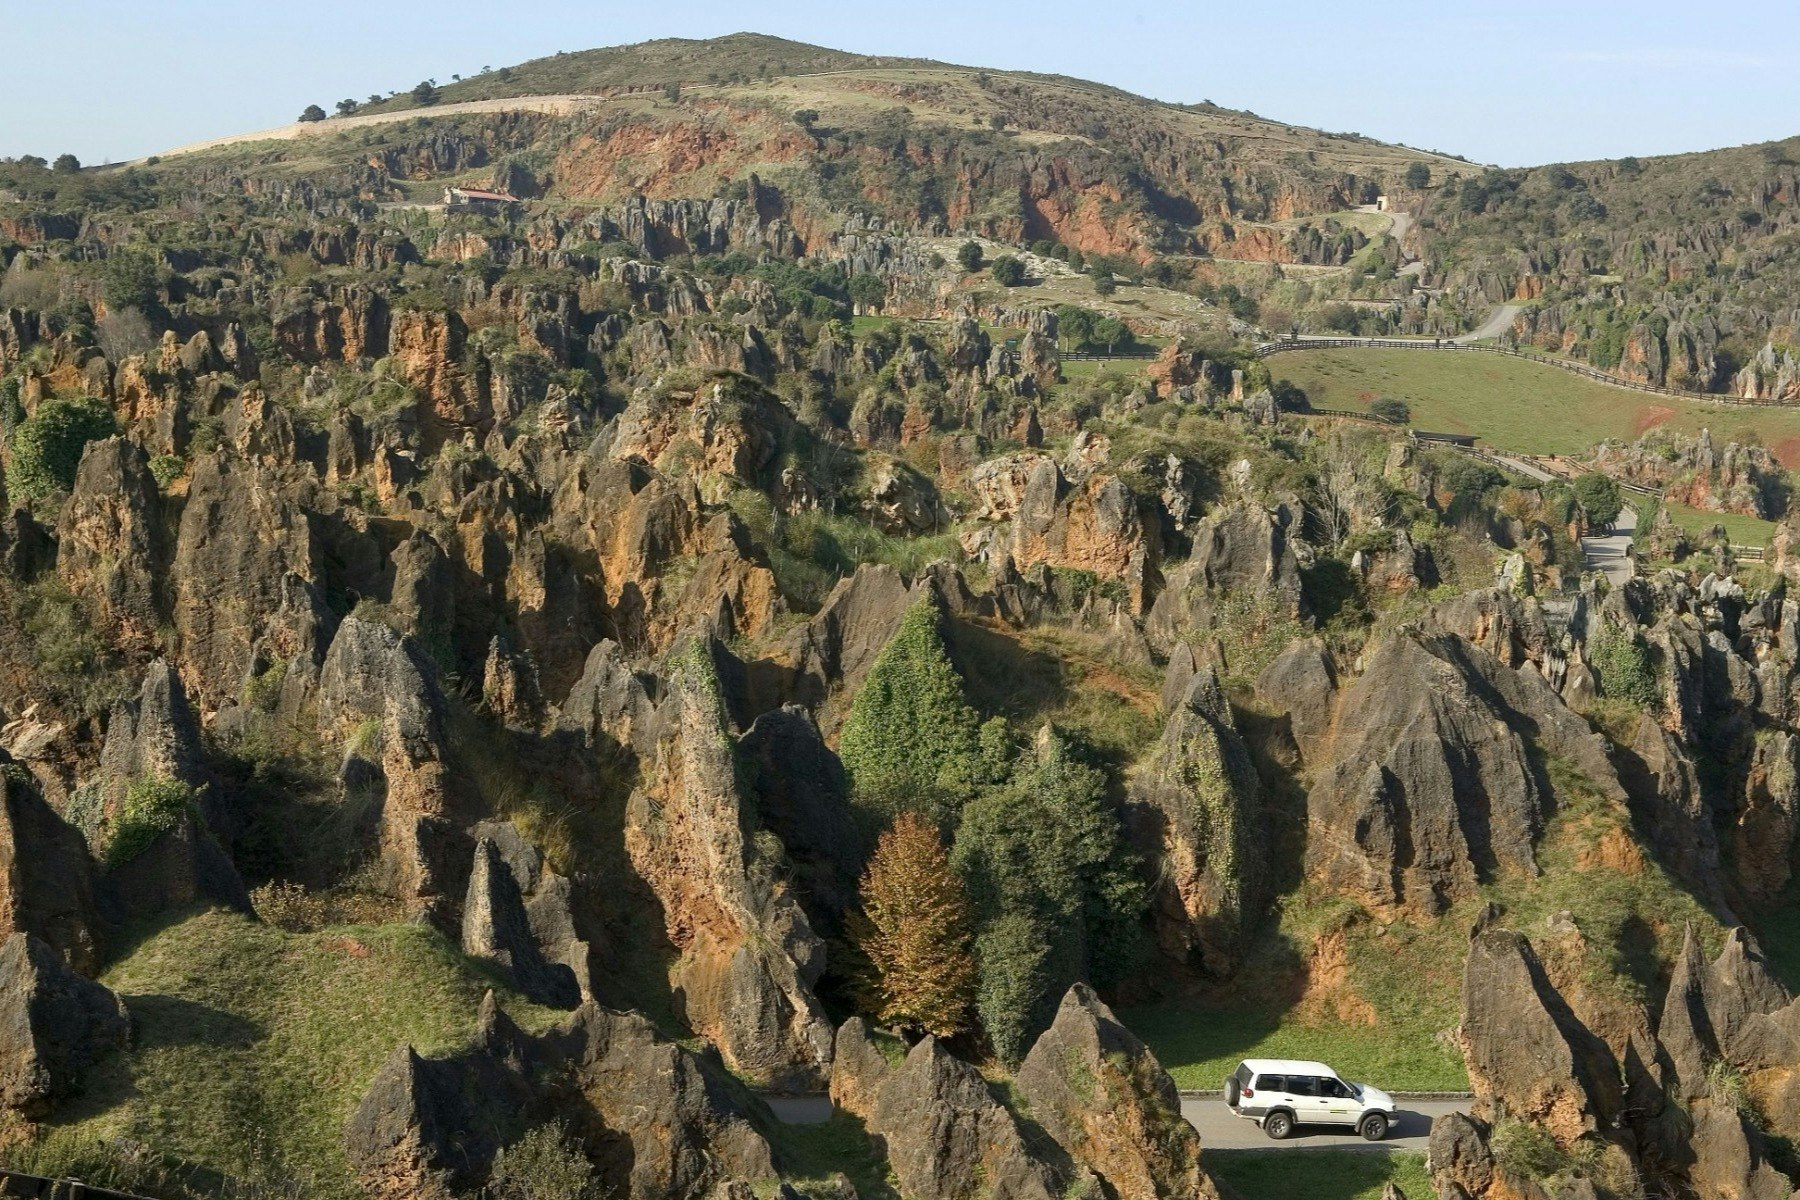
xmin=1255 ymin=1074 xmax=1285 ymax=1093
xmin=1320 ymin=1077 xmax=1349 ymax=1098
xmin=1288 ymin=1076 xmax=1318 ymax=1097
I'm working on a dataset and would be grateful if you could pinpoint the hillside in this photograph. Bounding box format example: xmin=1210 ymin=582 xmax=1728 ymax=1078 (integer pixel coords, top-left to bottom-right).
xmin=1412 ymin=136 xmax=1800 ymax=392
xmin=2 ymin=29 xmax=1800 ymax=1200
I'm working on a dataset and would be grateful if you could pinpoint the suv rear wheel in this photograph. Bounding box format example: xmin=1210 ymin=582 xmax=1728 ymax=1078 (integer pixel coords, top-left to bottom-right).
xmin=1225 ymin=1074 xmax=1241 ymax=1106
xmin=1263 ymin=1111 xmax=1294 ymax=1140
xmin=1359 ymin=1112 xmax=1389 ymax=1141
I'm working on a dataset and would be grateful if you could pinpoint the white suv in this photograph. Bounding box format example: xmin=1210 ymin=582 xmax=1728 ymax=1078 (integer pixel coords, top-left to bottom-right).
xmin=1225 ymin=1058 xmax=1398 ymax=1141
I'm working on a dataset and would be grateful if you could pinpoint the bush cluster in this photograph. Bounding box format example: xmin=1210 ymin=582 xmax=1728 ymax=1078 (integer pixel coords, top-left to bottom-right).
xmin=5 ymin=395 xmax=116 ymax=503
xmin=107 ymin=775 xmax=197 ymax=869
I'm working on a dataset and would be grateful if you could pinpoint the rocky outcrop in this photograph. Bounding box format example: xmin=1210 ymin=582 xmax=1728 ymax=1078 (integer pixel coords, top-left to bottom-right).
xmin=1735 ymin=341 xmax=1800 ymax=403
xmin=0 ymin=932 xmax=129 ymax=1117
xmin=0 ymin=773 xmax=102 ymax=976
xmin=462 ymin=837 xmax=581 ymax=1009
xmin=737 ymin=706 xmax=862 ymax=931
xmin=554 ymin=1001 xmax=775 ymax=1199
xmin=1146 ymin=501 xmax=1306 ymax=653
xmin=1593 ymin=428 xmax=1788 ymax=520
xmin=347 ymin=995 xmax=773 ymax=1200
xmin=317 ymin=617 xmax=455 ymax=911
xmin=1461 ymin=928 xmax=1623 ymax=1141
xmin=1434 ymin=921 xmax=1800 ymax=1200
xmin=1126 ymin=665 xmax=1265 ymax=975
xmin=618 ymin=642 xmax=834 ymax=1089
xmin=966 ymin=455 xmax=1159 ymax=611
xmin=55 ymin=437 xmax=165 ymax=655
xmin=169 ymin=454 xmax=326 ymax=709
xmin=1014 ymin=984 xmax=1218 ymax=1200
xmin=97 ymin=660 xmax=211 ymax=821
xmin=1300 ymin=632 xmax=1626 ymax=917
xmin=833 ymin=1023 xmax=1060 ymax=1200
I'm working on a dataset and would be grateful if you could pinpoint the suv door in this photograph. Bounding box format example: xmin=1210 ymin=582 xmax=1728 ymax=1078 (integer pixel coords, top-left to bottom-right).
xmin=1317 ymin=1075 xmax=1358 ymax=1125
xmin=1287 ymin=1074 xmax=1326 ymax=1125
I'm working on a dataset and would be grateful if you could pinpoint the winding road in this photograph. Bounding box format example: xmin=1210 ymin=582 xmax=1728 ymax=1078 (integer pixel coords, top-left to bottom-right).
xmin=762 ymin=1093 xmax=1466 ymax=1154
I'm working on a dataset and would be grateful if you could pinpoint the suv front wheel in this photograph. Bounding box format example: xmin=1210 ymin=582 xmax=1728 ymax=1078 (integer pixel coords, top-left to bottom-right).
xmin=1359 ymin=1112 xmax=1389 ymax=1141
xmin=1263 ymin=1111 xmax=1294 ymax=1140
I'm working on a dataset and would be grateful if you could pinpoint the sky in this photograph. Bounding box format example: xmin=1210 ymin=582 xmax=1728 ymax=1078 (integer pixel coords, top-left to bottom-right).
xmin=2 ymin=0 xmax=1796 ymax=169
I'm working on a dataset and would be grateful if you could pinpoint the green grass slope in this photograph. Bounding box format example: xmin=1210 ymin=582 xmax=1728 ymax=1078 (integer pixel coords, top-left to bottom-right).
xmin=1275 ymin=349 xmax=1800 ymax=464
xmin=32 ymin=910 xmax=560 ymax=1199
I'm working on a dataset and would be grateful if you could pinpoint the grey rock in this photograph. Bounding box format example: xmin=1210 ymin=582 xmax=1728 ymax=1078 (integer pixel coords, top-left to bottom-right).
xmin=0 ymin=932 xmax=129 ymax=1117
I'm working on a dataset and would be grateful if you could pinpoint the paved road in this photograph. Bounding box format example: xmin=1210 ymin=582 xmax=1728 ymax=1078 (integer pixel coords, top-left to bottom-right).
xmin=1493 ymin=454 xmax=1557 ymax=483
xmin=762 ymin=1093 xmax=1466 ymax=1154
xmin=1581 ymin=505 xmax=1639 ymax=585
xmin=1454 ymin=302 xmax=1524 ymax=345
xmin=1183 ymin=1096 xmax=1465 ymax=1152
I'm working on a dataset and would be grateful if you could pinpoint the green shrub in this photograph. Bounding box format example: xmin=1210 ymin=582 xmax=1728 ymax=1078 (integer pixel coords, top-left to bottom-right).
xmin=1588 ymin=622 xmax=1659 ymax=709
xmin=1369 ymin=395 xmax=1410 ymax=424
xmin=7 ymin=395 xmax=116 ymax=502
xmin=107 ymin=776 xmax=197 ymax=869
xmin=487 ymin=1122 xmax=602 ymax=1200
xmin=1491 ymin=1118 xmax=1565 ymax=1180
xmin=148 ymin=454 xmax=186 ymax=490
xmin=839 ymin=594 xmax=994 ymax=825
xmin=990 ymin=255 xmax=1026 ymax=287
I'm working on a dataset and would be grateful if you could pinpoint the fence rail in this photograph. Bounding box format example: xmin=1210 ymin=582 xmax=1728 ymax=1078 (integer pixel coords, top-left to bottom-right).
xmin=1256 ymin=337 xmax=1785 ymax=410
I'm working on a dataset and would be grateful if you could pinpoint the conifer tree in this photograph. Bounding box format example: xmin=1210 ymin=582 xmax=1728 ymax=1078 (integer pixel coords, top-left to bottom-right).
xmin=855 ymin=811 xmax=978 ymax=1039
xmin=838 ymin=593 xmax=999 ymax=825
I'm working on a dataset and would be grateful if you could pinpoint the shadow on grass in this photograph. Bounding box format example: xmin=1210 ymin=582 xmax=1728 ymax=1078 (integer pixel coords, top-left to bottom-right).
xmin=123 ymin=994 xmax=266 ymax=1050
xmin=1207 ymin=1149 xmax=1431 ymax=1200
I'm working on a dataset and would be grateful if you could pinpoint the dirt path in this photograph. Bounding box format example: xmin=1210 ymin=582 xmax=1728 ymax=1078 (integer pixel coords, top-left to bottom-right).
xmin=130 ymin=94 xmax=615 ymax=164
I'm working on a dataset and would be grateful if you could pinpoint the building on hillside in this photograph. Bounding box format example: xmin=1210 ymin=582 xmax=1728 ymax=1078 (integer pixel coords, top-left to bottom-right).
xmin=443 ymin=187 xmax=519 ymax=213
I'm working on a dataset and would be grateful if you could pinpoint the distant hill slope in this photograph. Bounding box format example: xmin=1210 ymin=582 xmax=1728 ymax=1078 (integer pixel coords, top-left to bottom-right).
xmin=127 ymin=34 xmax=1464 ymax=267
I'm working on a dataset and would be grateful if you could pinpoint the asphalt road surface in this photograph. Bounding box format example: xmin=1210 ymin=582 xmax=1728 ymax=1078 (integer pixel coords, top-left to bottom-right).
xmin=762 ymin=1093 xmax=1467 ymax=1154
xmin=1581 ymin=505 xmax=1639 ymax=585
xmin=1181 ymin=1096 xmax=1466 ymax=1152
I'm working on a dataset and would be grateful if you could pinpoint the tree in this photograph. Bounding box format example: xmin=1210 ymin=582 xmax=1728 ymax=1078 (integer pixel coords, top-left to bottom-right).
xmin=367 ymin=94 xmax=384 ymax=107
xmin=855 ymin=811 xmax=978 ymax=1039
xmin=52 ymin=154 xmax=80 ymax=173
xmin=989 ymin=255 xmax=1026 ymax=287
xmin=335 ymin=98 xmax=360 ymax=116
xmin=298 ymin=104 xmax=327 ymax=123
xmin=411 ymin=80 xmax=440 ymax=106
xmin=103 ymin=247 xmax=162 ymax=312
xmin=792 ymin=109 xmax=820 ymax=129
xmin=1093 ymin=317 xmax=1129 ymax=354
xmin=1574 ymin=473 xmax=1624 ymax=529
xmin=1369 ymin=396 xmax=1410 ymax=424
xmin=8 ymin=396 xmax=117 ymax=503
xmin=956 ymin=240 xmax=984 ymax=273
xmin=1055 ymin=304 xmax=1097 ymax=352
xmin=953 ymin=730 xmax=1147 ymax=1062
xmin=848 ymin=272 xmax=885 ymax=313
xmin=662 ymin=82 xmax=682 ymax=103
xmin=838 ymin=593 xmax=997 ymax=825
xmin=1090 ymin=267 xmax=1117 ymax=297
xmin=1404 ymin=161 xmax=1431 ymax=189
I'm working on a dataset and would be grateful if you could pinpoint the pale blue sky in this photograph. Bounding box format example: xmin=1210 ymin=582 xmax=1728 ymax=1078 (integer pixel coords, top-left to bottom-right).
xmin=3 ymin=1 xmax=1795 ymax=168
